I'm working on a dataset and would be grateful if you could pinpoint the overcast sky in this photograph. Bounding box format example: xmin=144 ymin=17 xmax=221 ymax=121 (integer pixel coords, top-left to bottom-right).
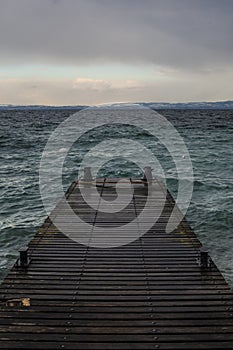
xmin=0 ymin=0 xmax=232 ymax=105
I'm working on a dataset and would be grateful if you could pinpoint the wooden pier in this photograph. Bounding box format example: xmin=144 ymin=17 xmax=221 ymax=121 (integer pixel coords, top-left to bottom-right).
xmin=0 ymin=178 xmax=233 ymax=349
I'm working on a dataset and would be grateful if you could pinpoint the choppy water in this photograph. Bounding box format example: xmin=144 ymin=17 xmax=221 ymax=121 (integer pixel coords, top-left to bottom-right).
xmin=0 ymin=108 xmax=233 ymax=286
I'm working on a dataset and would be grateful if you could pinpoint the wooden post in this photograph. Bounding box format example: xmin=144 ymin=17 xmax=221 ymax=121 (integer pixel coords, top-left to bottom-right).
xmin=200 ymin=246 xmax=209 ymax=268
xmin=142 ymin=166 xmax=153 ymax=184
xmin=83 ymin=167 xmax=93 ymax=182
xmin=19 ymin=246 xmax=29 ymax=267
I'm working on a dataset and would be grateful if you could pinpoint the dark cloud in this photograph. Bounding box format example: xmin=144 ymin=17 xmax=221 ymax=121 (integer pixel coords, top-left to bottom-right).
xmin=0 ymin=0 xmax=232 ymax=70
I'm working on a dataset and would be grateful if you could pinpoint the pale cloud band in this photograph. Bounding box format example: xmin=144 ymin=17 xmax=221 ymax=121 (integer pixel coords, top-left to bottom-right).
xmin=73 ymin=77 xmax=144 ymax=91
xmin=1 ymin=68 xmax=232 ymax=106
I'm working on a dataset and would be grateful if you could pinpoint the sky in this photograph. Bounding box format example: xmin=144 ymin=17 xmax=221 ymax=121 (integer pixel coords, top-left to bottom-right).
xmin=0 ymin=0 xmax=232 ymax=106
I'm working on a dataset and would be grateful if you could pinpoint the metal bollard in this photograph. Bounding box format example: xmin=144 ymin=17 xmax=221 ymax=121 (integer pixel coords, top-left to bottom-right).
xmin=200 ymin=246 xmax=209 ymax=268
xmin=142 ymin=166 xmax=153 ymax=184
xmin=18 ymin=246 xmax=29 ymax=267
xmin=83 ymin=167 xmax=93 ymax=182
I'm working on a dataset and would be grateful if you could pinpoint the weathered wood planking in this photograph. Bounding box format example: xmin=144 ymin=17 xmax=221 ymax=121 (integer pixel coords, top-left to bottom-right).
xmin=0 ymin=178 xmax=233 ymax=349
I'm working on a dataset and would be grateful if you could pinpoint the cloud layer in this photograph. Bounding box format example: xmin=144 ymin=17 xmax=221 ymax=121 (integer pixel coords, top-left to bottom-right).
xmin=0 ymin=0 xmax=233 ymax=70
xmin=0 ymin=0 xmax=232 ymax=104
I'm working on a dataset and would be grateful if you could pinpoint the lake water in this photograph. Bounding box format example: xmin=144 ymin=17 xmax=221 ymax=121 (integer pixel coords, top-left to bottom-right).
xmin=0 ymin=108 xmax=233 ymax=286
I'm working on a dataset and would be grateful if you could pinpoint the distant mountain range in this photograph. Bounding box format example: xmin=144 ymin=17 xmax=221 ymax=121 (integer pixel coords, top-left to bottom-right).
xmin=144 ymin=100 xmax=233 ymax=109
xmin=0 ymin=101 xmax=233 ymax=110
xmin=0 ymin=105 xmax=86 ymax=110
